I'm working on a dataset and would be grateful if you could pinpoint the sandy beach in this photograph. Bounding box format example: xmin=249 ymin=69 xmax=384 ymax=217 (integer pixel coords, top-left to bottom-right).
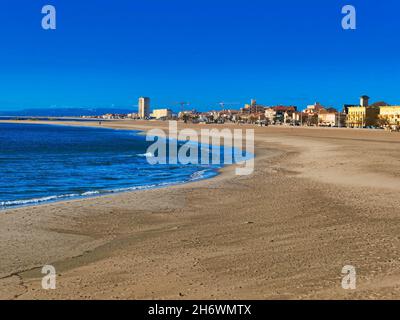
xmin=1 ymin=119 xmax=400 ymax=300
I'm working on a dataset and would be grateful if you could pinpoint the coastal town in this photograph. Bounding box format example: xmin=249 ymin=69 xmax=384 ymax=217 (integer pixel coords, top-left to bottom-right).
xmin=88 ymin=95 xmax=400 ymax=132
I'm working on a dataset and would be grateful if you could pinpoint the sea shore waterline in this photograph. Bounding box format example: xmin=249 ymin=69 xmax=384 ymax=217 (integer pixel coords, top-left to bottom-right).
xmin=0 ymin=121 xmax=252 ymax=210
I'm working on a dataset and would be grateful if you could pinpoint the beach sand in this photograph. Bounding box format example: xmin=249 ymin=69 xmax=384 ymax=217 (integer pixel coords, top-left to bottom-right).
xmin=1 ymin=120 xmax=400 ymax=299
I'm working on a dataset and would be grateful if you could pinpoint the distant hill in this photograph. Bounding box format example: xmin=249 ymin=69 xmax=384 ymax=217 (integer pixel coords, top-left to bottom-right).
xmin=0 ymin=108 xmax=133 ymax=117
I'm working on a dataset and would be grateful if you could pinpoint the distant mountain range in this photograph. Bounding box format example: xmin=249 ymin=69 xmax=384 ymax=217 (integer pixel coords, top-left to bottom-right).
xmin=0 ymin=107 xmax=134 ymax=117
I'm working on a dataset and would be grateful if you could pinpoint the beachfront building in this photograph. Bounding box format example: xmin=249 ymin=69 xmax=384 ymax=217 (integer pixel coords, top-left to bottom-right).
xmin=127 ymin=113 xmax=139 ymax=119
xmin=291 ymin=111 xmax=308 ymax=126
xmin=346 ymin=96 xmax=380 ymax=128
xmin=360 ymin=95 xmax=370 ymax=107
xmin=301 ymin=102 xmax=329 ymax=126
xmin=196 ymin=112 xmax=213 ymax=123
xmin=239 ymin=112 xmax=265 ymax=124
xmin=101 ymin=113 xmax=128 ymax=119
xmin=317 ymin=109 xmax=336 ymax=126
xmin=346 ymin=106 xmax=379 ymax=128
xmin=178 ymin=110 xmax=199 ymax=123
xmin=304 ymin=102 xmax=325 ymax=115
xmin=265 ymin=106 xmax=297 ymax=125
xmin=138 ymin=97 xmax=150 ymax=119
xmin=241 ymin=99 xmax=266 ymax=114
xmin=151 ymin=108 xmax=172 ymax=120
xmin=318 ymin=108 xmax=346 ymax=127
xmin=218 ymin=109 xmax=240 ymax=122
xmin=264 ymin=108 xmax=276 ymax=123
xmin=379 ymin=106 xmax=400 ymax=128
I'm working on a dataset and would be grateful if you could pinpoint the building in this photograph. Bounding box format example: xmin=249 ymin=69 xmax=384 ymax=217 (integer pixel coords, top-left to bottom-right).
xmin=264 ymin=108 xmax=275 ymax=123
xmin=239 ymin=112 xmax=265 ymax=124
xmin=291 ymin=111 xmax=309 ymax=125
xmin=138 ymin=97 xmax=150 ymax=119
xmin=360 ymin=95 xmax=370 ymax=107
xmin=178 ymin=110 xmax=198 ymax=123
xmin=265 ymin=106 xmax=297 ymax=124
xmin=342 ymin=104 xmax=353 ymax=115
xmin=304 ymin=102 xmax=325 ymax=115
xmin=346 ymin=96 xmax=379 ymax=128
xmin=151 ymin=108 xmax=172 ymax=120
xmin=379 ymin=106 xmax=400 ymax=128
xmin=317 ymin=110 xmax=336 ymax=126
xmin=101 ymin=113 xmax=126 ymax=120
xmin=347 ymin=106 xmax=379 ymax=128
xmin=217 ymin=109 xmax=239 ymax=122
xmin=127 ymin=113 xmax=139 ymax=119
xmin=241 ymin=99 xmax=266 ymax=114
xmin=301 ymin=102 xmax=340 ymax=126
xmin=318 ymin=108 xmax=345 ymax=127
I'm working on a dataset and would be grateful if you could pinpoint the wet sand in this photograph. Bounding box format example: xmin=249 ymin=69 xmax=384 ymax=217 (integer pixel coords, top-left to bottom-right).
xmin=1 ymin=120 xmax=400 ymax=299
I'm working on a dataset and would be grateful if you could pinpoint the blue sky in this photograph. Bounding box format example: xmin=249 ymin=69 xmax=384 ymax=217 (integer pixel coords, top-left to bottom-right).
xmin=0 ymin=0 xmax=399 ymax=112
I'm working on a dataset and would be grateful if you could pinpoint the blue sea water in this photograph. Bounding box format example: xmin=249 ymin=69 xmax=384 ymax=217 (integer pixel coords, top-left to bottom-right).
xmin=0 ymin=123 xmax=225 ymax=209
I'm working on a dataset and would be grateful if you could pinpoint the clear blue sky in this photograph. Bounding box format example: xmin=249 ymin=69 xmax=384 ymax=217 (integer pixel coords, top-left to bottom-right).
xmin=0 ymin=0 xmax=399 ymax=111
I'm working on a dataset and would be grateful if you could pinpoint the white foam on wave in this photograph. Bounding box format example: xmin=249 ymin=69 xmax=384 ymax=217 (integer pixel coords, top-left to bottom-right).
xmin=1 ymin=170 xmax=216 ymax=209
xmin=189 ymin=169 xmax=208 ymax=181
xmin=0 ymin=193 xmax=79 ymax=207
xmin=81 ymin=191 xmax=101 ymax=196
xmin=137 ymin=152 xmax=154 ymax=157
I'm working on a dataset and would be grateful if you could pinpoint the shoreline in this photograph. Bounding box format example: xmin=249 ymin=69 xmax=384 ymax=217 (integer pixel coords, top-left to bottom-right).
xmin=1 ymin=120 xmax=400 ymax=299
xmin=0 ymin=121 xmax=228 ymax=212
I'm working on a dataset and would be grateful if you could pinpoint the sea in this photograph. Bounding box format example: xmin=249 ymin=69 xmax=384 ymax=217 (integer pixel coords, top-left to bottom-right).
xmin=0 ymin=123 xmax=230 ymax=209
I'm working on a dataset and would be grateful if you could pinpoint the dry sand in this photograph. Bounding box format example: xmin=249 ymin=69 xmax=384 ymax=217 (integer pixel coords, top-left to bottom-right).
xmin=1 ymin=120 xmax=400 ymax=300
